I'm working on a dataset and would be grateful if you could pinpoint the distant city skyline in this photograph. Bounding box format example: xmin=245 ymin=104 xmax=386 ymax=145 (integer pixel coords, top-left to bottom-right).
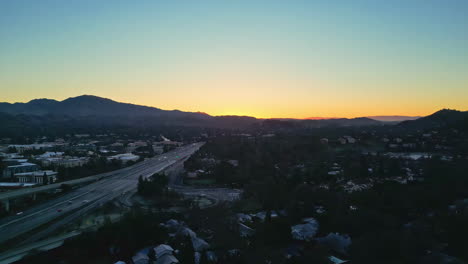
xmin=1 ymin=1 xmax=467 ymax=118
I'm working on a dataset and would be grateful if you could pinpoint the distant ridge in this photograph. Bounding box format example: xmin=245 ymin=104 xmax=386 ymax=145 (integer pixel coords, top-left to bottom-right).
xmin=0 ymin=95 xmax=381 ymax=127
xmin=367 ymin=116 xmax=421 ymax=122
xmin=303 ymin=116 xmax=421 ymax=122
xmin=303 ymin=117 xmax=339 ymax=120
xmin=2 ymin=95 xmax=463 ymax=134
xmin=303 ymin=116 xmax=420 ymax=122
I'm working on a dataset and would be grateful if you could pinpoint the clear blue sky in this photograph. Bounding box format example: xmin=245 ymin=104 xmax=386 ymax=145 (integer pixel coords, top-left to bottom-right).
xmin=1 ymin=0 xmax=467 ymax=118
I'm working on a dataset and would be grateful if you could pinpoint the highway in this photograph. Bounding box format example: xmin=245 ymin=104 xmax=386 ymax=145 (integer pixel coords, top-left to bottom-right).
xmin=0 ymin=143 xmax=203 ymax=246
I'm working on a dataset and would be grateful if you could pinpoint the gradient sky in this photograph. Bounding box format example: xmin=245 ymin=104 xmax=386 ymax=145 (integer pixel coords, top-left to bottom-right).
xmin=1 ymin=0 xmax=467 ymax=118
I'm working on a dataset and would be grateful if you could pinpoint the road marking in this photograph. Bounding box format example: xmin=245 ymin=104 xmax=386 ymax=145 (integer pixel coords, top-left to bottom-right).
xmin=0 ymin=144 xmax=203 ymax=246
xmin=0 ymin=190 xmax=93 ymax=229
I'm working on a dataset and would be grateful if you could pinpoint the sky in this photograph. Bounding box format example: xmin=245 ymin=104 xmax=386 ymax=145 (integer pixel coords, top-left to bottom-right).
xmin=0 ymin=0 xmax=467 ymax=118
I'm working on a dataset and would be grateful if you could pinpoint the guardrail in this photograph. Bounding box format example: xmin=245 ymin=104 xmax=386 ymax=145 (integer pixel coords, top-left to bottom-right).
xmin=0 ymin=176 xmax=101 ymax=201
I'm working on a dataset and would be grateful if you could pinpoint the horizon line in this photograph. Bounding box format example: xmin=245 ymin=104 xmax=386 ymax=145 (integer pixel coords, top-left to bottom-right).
xmin=0 ymin=94 xmax=461 ymax=120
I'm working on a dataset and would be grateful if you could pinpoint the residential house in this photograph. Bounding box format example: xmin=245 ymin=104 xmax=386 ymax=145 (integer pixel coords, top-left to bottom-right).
xmin=291 ymin=218 xmax=319 ymax=241
xmin=154 ymin=244 xmax=174 ymax=259
xmin=156 ymin=254 xmax=179 ymax=264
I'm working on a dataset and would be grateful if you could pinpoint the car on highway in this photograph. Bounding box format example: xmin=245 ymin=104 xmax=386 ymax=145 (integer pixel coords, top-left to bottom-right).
xmin=16 ymin=211 xmax=23 ymax=216
xmin=57 ymin=209 xmax=62 ymax=212
xmin=82 ymin=200 xmax=89 ymax=203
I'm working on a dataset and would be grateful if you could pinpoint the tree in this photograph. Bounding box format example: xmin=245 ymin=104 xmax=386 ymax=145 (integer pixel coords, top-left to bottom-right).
xmin=177 ymin=236 xmax=195 ymax=264
xmin=0 ymin=157 xmax=5 ymax=173
xmin=213 ymin=161 xmax=236 ymax=184
xmin=7 ymin=147 xmax=17 ymax=153
xmin=147 ymin=247 xmax=156 ymax=263
xmin=199 ymin=251 xmax=208 ymax=264
xmin=152 ymin=173 xmax=168 ymax=196
xmin=137 ymin=175 xmax=144 ymax=194
xmin=43 ymin=172 xmax=49 ymax=185
xmin=163 ymin=145 xmax=175 ymax=153
xmin=57 ymin=167 xmax=69 ymax=182
xmin=137 ymin=173 xmax=169 ymax=198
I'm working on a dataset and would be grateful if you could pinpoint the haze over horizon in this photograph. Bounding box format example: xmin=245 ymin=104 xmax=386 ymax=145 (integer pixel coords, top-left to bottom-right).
xmin=1 ymin=0 xmax=467 ymax=118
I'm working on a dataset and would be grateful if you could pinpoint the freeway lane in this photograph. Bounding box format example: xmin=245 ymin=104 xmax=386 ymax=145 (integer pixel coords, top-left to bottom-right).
xmin=0 ymin=143 xmax=203 ymax=246
xmin=0 ymin=155 xmax=168 ymax=227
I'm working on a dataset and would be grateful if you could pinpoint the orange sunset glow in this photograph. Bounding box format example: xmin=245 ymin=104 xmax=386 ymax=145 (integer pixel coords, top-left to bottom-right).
xmin=1 ymin=1 xmax=467 ymax=118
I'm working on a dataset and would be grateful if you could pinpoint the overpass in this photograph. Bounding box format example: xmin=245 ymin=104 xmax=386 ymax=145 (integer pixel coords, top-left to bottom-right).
xmin=0 ymin=143 xmax=202 ymax=212
xmin=0 ymin=143 xmax=204 ymax=246
xmin=0 ymin=165 xmax=136 ymax=212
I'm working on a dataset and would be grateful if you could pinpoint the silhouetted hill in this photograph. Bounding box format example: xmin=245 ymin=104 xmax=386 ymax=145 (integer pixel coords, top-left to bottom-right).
xmin=0 ymin=95 xmax=258 ymax=130
xmin=260 ymin=117 xmax=383 ymax=130
xmin=0 ymin=95 xmax=391 ymax=134
xmin=1 ymin=95 xmax=187 ymax=118
xmin=400 ymin=109 xmax=468 ymax=130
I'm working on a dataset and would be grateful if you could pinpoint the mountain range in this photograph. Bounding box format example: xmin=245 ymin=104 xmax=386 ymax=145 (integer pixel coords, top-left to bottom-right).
xmin=0 ymin=95 xmax=380 ymax=127
xmin=0 ymin=95 xmax=466 ymax=134
xmin=0 ymin=96 xmax=262 ymax=129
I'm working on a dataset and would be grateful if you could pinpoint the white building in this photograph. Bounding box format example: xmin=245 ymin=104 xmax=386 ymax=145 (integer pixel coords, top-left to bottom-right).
xmin=107 ymin=153 xmax=139 ymax=163
xmin=343 ymin=136 xmax=356 ymax=144
xmin=15 ymin=170 xmax=57 ymax=184
xmin=8 ymin=144 xmax=54 ymax=153
xmin=338 ymin=138 xmax=347 ymax=144
xmin=36 ymin=151 xmax=64 ymax=159
xmin=3 ymin=162 xmax=40 ymax=178
xmin=40 ymin=157 xmax=89 ymax=168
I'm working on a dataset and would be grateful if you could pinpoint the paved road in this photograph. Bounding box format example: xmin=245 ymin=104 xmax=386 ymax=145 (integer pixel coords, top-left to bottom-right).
xmin=115 ymin=157 xmax=243 ymax=209
xmin=165 ymin=159 xmax=243 ymax=205
xmin=171 ymin=185 xmax=242 ymax=205
xmin=0 ymin=143 xmax=203 ymax=246
xmin=0 ymin=172 xmax=114 ymax=201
